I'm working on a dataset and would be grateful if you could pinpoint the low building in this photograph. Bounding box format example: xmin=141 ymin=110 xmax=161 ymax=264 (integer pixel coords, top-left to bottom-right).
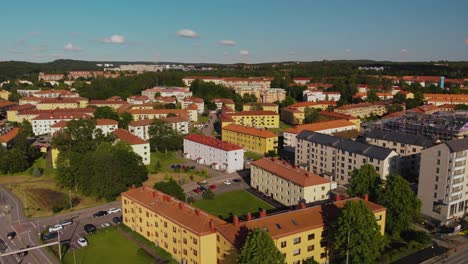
xmin=88 ymin=99 xmax=126 ymax=109
xmin=0 ymin=127 xmax=19 ymax=148
xmin=127 ymin=109 xmax=196 ymax=122
xmin=183 ymin=134 xmax=244 ymax=173
xmin=303 ymin=90 xmax=341 ymax=102
xmin=296 ymin=131 xmax=399 ymax=184
xmin=96 ymin=119 xmax=119 ymax=135
xmin=212 ymin=98 xmax=235 ymax=110
xmin=181 ymin=97 xmax=204 ymax=114
xmin=283 ymin=120 xmax=358 ymax=148
xmin=31 ymin=89 xmax=79 ymax=98
xmin=418 ymin=137 xmax=468 ymax=224
xmin=242 ymin=103 xmax=278 ymax=113
xmin=0 ymin=100 xmax=17 ymax=118
xmin=222 ymin=110 xmax=279 ymax=128
xmin=119 ymin=64 xmax=163 ymax=72
xmin=113 ymin=129 xmax=150 ymax=165
xmin=318 ymin=111 xmax=361 ymax=129
xmin=334 ymin=102 xmax=387 ymax=118
xmin=32 ymin=112 xmax=91 ymax=136
xmin=15 ymin=108 xmax=95 ymax=123
xmin=251 ymin=158 xmax=337 ymax=206
xmin=128 ymin=116 xmax=190 ymax=140
xmin=222 ymin=124 xmax=278 ymax=155
xmin=38 ymin=72 xmax=64 ymax=81
xmin=423 ymin=94 xmax=468 ymax=106
xmin=6 ymin=104 xmax=36 ymax=122
xmin=142 ymin=87 xmax=192 ymax=101
xmin=281 ymin=101 xmax=335 ymax=125
xmin=127 ymin=95 xmax=150 ymax=105
xmin=292 ymin=77 xmax=312 ymax=85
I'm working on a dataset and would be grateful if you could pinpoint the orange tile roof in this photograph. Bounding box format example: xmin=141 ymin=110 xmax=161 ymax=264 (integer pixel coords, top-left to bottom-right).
xmin=155 ymin=96 xmax=177 ymax=103
xmin=50 ymin=120 xmax=68 ymax=128
xmin=213 ymin=98 xmax=234 ymax=104
xmin=408 ymin=104 xmax=440 ymax=113
xmin=382 ymin=111 xmax=406 ymax=120
xmin=252 ymin=158 xmax=329 ymax=187
xmin=96 ymin=119 xmax=119 ymax=126
xmin=32 ymin=113 xmax=91 ymax=120
xmin=335 ymin=102 xmax=384 ymax=110
xmin=127 ymin=109 xmax=189 ymax=116
xmin=216 ymin=197 xmax=385 ymax=246
xmin=7 ymin=104 xmax=35 ymax=111
xmin=18 ymin=108 xmax=95 ymax=116
xmin=0 ymin=127 xmax=19 ymax=143
xmin=89 ymin=100 xmax=126 ymax=105
xmin=284 ymin=120 xmax=356 ymax=135
xmin=129 ymin=119 xmax=154 ymax=127
xmin=230 ymin=110 xmax=278 ymax=116
xmin=187 ymin=103 xmax=198 ymax=110
xmin=183 ymin=97 xmax=204 ymax=103
xmin=122 ymin=186 xmax=226 ymax=236
xmin=162 ymin=116 xmax=190 ymax=123
xmin=0 ymin=100 xmax=17 ymax=108
xmin=293 ymin=77 xmax=312 ymax=81
xmin=113 ymin=128 xmax=148 ymax=145
xmin=288 ymin=101 xmax=336 ymax=108
xmin=223 ymin=124 xmax=277 ymax=138
xmin=185 ymin=134 xmax=243 ymax=151
xmin=319 ymin=111 xmax=358 ymax=120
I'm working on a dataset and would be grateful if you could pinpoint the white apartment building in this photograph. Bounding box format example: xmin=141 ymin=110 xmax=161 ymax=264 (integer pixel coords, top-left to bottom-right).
xmin=32 ymin=113 xmax=91 ymax=136
xmin=303 ymin=90 xmax=341 ymax=102
xmin=295 ymin=131 xmax=399 ymax=184
xmin=128 ymin=116 xmax=189 ymax=140
xmin=127 ymin=95 xmax=150 ymax=104
xmin=251 ymin=158 xmax=337 ymax=206
xmin=183 ymin=134 xmax=244 ymax=173
xmin=181 ymin=97 xmax=204 ymax=114
xmin=113 ymin=129 xmax=150 ymax=165
xmin=32 ymin=89 xmax=80 ymax=98
xmin=418 ymin=138 xmax=468 ymax=224
xmin=119 ymin=64 xmax=163 ymax=72
xmin=95 ymin=119 xmax=119 ymax=135
xmin=141 ymin=87 xmax=192 ymax=101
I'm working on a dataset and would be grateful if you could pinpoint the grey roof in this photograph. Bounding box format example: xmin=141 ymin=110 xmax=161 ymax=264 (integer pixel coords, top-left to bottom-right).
xmin=445 ymin=137 xmax=468 ymax=152
xmin=297 ymin=131 xmax=395 ymax=160
xmin=364 ymin=129 xmax=434 ymax=148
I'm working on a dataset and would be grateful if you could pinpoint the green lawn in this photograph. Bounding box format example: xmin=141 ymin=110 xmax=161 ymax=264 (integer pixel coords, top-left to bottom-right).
xmin=147 ymin=151 xmax=183 ymax=173
xmin=244 ymin=151 xmax=262 ymax=161
xmin=268 ymin=121 xmax=291 ymax=133
xmin=62 ymin=227 xmax=153 ymax=264
xmin=198 ymin=115 xmax=209 ymax=123
xmin=193 ymin=190 xmax=274 ymax=220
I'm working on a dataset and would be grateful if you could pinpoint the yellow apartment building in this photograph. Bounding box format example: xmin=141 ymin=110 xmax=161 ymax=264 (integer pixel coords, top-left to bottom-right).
xmin=281 ymin=101 xmax=336 ymax=125
xmin=0 ymin=90 xmax=11 ymax=100
xmin=122 ymin=186 xmax=226 ymax=264
xmin=222 ymin=124 xmax=278 ymax=154
xmin=6 ymin=104 xmax=36 ymax=122
xmin=243 ymin=103 xmax=279 ymax=113
xmin=334 ymin=102 xmax=386 ymax=118
xmin=318 ymin=111 xmax=361 ymax=131
xmin=127 ymin=109 xmax=197 ymax=122
xmin=224 ymin=110 xmax=279 ymax=128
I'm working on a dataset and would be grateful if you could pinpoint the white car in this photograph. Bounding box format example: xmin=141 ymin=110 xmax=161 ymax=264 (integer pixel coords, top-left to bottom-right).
xmin=77 ymin=237 xmax=88 ymax=247
xmin=101 ymin=222 xmax=111 ymax=228
xmin=223 ymin=180 xmax=232 ymax=185
xmin=48 ymin=224 xmax=63 ymax=233
xmin=107 ymin=208 xmax=121 ymax=214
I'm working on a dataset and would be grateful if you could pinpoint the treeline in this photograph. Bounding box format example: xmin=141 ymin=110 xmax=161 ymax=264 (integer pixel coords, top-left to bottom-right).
xmin=53 ymin=119 xmax=148 ymax=201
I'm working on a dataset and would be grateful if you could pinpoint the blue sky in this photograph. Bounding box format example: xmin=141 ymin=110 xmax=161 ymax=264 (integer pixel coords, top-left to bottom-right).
xmin=1 ymin=0 xmax=467 ymax=63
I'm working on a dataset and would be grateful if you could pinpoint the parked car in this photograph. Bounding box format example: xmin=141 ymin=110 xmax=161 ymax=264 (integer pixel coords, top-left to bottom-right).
xmin=41 ymin=232 xmax=58 ymax=241
xmin=93 ymin=211 xmax=108 ymax=218
xmin=48 ymin=224 xmax=63 ymax=233
xmin=59 ymin=219 xmax=73 ymax=227
xmin=112 ymin=216 xmax=122 ymax=224
xmin=17 ymin=246 xmax=29 ymax=257
xmin=107 ymin=208 xmax=121 ymax=214
xmin=199 ymin=186 xmax=207 ymax=192
xmin=7 ymin=231 xmax=16 ymax=239
xmin=232 ymin=179 xmax=241 ymax=183
xmin=77 ymin=237 xmax=88 ymax=247
xmin=190 ymin=166 xmax=195 ymax=169
xmin=193 ymin=188 xmax=202 ymax=194
xmin=170 ymin=164 xmax=176 ymax=169
xmin=209 ymin=184 xmax=217 ymax=190
xmin=84 ymin=224 xmax=97 ymax=234
xmin=223 ymin=180 xmax=231 ymax=185
xmin=0 ymin=239 xmax=7 ymax=253
xmin=101 ymin=222 xmax=111 ymax=228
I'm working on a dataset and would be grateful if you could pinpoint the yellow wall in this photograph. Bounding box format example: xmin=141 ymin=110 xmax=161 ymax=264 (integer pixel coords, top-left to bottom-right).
xmin=221 ymin=128 xmax=277 ymax=154
xmin=243 ymin=104 xmax=279 ymax=113
xmin=37 ymin=102 xmax=81 ymax=110
xmin=0 ymin=90 xmax=11 ymax=100
xmin=230 ymin=114 xmax=279 ymax=128
xmin=7 ymin=110 xmax=19 ymax=122
xmin=51 ymin=148 xmax=59 ymax=169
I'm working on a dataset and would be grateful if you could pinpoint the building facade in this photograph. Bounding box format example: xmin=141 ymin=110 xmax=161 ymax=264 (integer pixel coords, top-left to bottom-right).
xmin=222 ymin=124 xmax=278 ymax=154
xmin=334 ymin=103 xmax=387 ymax=118
xmin=222 ymin=110 xmax=280 ymax=128
xmin=113 ymin=129 xmax=150 ymax=165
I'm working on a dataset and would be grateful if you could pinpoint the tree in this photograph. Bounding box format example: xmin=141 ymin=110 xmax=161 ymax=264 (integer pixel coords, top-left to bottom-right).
xmin=367 ymin=89 xmax=379 ymax=103
xmin=93 ymin=106 xmax=120 ymax=121
xmin=347 ymin=164 xmax=381 ymax=201
xmin=377 ymin=174 xmax=421 ymax=237
xmin=386 ymin=104 xmax=404 ymax=114
xmin=148 ymin=119 xmax=183 ymax=152
xmin=154 ymin=178 xmax=186 ymax=201
xmin=119 ymin=112 xmax=133 ymax=129
xmin=304 ymin=107 xmax=320 ymax=123
xmin=331 ymin=201 xmax=385 ymax=264
xmin=18 ymin=120 xmax=33 ymax=137
xmin=202 ymin=188 xmax=215 ymax=200
xmin=279 ymin=96 xmax=295 ymax=107
xmin=238 ymin=228 xmax=286 ymax=264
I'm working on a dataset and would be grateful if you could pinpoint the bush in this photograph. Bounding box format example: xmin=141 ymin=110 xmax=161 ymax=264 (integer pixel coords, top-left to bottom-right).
xmin=401 ymin=230 xmax=431 ymax=244
xmin=187 ymin=196 xmax=195 ymax=204
xmin=202 ymin=189 xmax=215 ymax=200
xmin=136 ymin=248 xmax=152 ymax=259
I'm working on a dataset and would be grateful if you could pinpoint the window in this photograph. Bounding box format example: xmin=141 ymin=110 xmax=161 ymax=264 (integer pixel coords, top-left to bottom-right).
xmin=308 ymin=233 xmax=315 ymax=240
xmin=307 ymin=245 xmax=315 ymax=252
xmin=193 ymin=238 xmax=198 ymax=245
xmin=293 ymin=249 xmax=300 ymax=256
xmin=193 ymin=250 xmax=198 ymax=256
xmin=293 ymin=237 xmax=301 ymax=244
xmin=173 ymin=227 xmax=177 ymax=233
xmin=281 ymin=241 xmax=286 ymax=248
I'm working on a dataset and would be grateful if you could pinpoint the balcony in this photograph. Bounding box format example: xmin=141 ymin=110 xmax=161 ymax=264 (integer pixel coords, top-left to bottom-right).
xmin=452 ymin=178 xmax=464 ymax=186
xmin=450 ymin=194 xmax=463 ymax=202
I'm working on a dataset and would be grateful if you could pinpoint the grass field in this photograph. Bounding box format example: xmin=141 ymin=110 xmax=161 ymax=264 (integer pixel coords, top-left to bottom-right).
xmin=244 ymin=152 xmax=262 ymax=161
xmin=193 ymin=190 xmax=274 ymax=220
xmin=268 ymin=121 xmax=291 ymax=133
xmin=62 ymin=227 xmax=153 ymax=264
xmin=147 ymin=151 xmax=183 ymax=173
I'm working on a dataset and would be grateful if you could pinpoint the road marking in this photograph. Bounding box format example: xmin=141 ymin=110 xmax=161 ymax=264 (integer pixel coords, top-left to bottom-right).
xmin=27 ymin=232 xmax=53 ymax=264
xmin=1 ymin=188 xmax=20 ymax=223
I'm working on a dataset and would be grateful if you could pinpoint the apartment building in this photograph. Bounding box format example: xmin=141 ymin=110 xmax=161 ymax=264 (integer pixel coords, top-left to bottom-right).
xmin=113 ymin=129 xmax=150 ymax=165
xmin=303 ymin=90 xmax=341 ymax=102
xmin=119 ymin=64 xmax=163 ymax=72
xmin=31 ymin=89 xmax=79 ymax=98
xmin=0 ymin=90 xmax=11 ymax=100
xmin=183 ymin=134 xmax=244 ymax=173
xmin=32 ymin=113 xmax=91 ymax=136
xmin=142 ymin=87 xmax=192 ymax=101
xmin=127 ymin=109 xmax=197 ymax=122
xmin=423 ymin=93 xmax=468 ymax=106
xmin=362 ymin=129 xmax=434 ymax=178
xmin=292 ymin=77 xmax=312 ymax=85
xmin=126 ymin=95 xmax=150 ymax=105
xmin=281 ymin=101 xmax=335 ymax=125
xmin=14 ymin=108 xmax=95 ymax=123
xmin=295 ymin=131 xmax=399 ymax=184
xmin=319 ymin=111 xmax=361 ymax=130
xmin=418 ymin=137 xmax=468 ymax=224
xmin=38 ymin=72 xmax=64 ymax=81
xmin=0 ymin=127 xmax=19 ymax=148
xmin=334 ymin=102 xmax=387 ymax=118
xmin=243 ymin=103 xmax=279 ymax=113
xmin=283 ymin=120 xmax=358 ymax=148
xmin=251 ymin=158 xmax=337 ymax=206
xmin=88 ymin=99 xmax=126 ymax=109
xmin=122 ymin=186 xmax=225 ymax=264
xmin=128 ymin=116 xmax=189 ymax=140
xmin=181 ymin=97 xmax=204 ymax=114
xmin=182 ymin=76 xmax=272 ymax=89
xmin=6 ymin=104 xmax=36 ymax=122
xmin=221 ymin=110 xmax=279 ymax=128
xmin=50 ymin=118 xmax=118 ymax=136
xmin=212 ymin=98 xmax=235 ymax=110
xmin=261 ymin=88 xmax=287 ymax=103
xmin=123 ymin=186 xmax=386 ymax=264
xmin=222 ymin=124 xmax=278 ymax=154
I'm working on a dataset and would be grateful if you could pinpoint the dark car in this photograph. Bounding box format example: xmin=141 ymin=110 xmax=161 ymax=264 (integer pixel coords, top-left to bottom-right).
xmin=93 ymin=211 xmax=108 ymax=218
xmin=190 ymin=166 xmax=195 ymax=169
xmin=7 ymin=231 xmax=16 ymax=239
xmin=84 ymin=224 xmax=97 ymax=234
xmin=41 ymin=232 xmax=58 ymax=241
xmin=112 ymin=216 xmax=122 ymax=224
xmin=199 ymin=186 xmax=207 ymax=192
xmin=232 ymin=179 xmax=241 ymax=183
xmin=17 ymin=246 xmax=29 ymax=257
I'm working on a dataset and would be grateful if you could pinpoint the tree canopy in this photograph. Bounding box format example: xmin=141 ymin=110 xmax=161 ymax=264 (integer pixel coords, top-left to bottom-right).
xmin=148 ymin=119 xmax=183 ymax=152
xmin=304 ymin=107 xmax=320 ymax=124
xmin=238 ymin=228 xmax=286 ymax=264
xmin=153 ymin=178 xmax=186 ymax=201
xmin=0 ymin=127 xmax=41 ymax=174
xmin=347 ymin=164 xmax=382 ymax=201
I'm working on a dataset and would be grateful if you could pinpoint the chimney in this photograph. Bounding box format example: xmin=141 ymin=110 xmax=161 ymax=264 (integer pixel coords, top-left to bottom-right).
xmin=209 ymin=220 xmax=215 ymax=231
xmin=233 ymin=215 xmax=239 ymax=227
xmin=259 ymin=209 xmax=267 ymax=218
xmin=335 ymin=195 xmax=341 ymax=201
xmin=195 ymin=209 xmax=200 ymax=216
xmin=152 ymin=191 xmax=157 ymax=197
xmin=363 ymin=194 xmax=369 ymax=201
xmin=247 ymin=212 xmax=252 ymax=221
xmin=298 ymin=202 xmax=306 ymax=209
xmin=131 ymin=184 xmax=136 ymax=189
xmin=178 ymin=202 xmax=184 ymax=210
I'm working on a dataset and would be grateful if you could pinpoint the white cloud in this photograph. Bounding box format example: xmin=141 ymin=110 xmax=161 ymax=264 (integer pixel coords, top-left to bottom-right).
xmin=177 ymin=29 xmax=199 ymax=38
xmin=100 ymin=34 xmax=125 ymax=44
xmin=240 ymin=50 xmax=249 ymax=56
xmin=219 ymin=40 xmax=236 ymax=46
xmin=400 ymin=48 xmax=408 ymax=53
xmin=64 ymin=43 xmax=83 ymax=52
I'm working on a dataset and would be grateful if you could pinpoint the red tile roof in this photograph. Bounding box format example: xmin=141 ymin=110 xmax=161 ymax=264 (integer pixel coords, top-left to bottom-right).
xmin=89 ymin=100 xmax=126 ymax=105
xmin=335 ymin=102 xmax=384 ymax=110
xmin=284 ymin=120 xmax=356 ymax=134
xmin=230 ymin=110 xmax=278 ymax=116
xmin=213 ymin=98 xmax=234 ymax=104
xmin=288 ymin=101 xmax=336 ymax=108
xmin=32 ymin=113 xmax=91 ymax=120
xmin=0 ymin=100 xmax=17 ymax=108
xmin=252 ymin=158 xmax=330 ymax=187
xmin=96 ymin=119 xmax=119 ymax=126
xmin=0 ymin=128 xmax=19 ymax=143
xmin=183 ymin=97 xmax=204 ymax=103
xmin=319 ymin=111 xmax=358 ymax=120
xmin=113 ymin=128 xmax=148 ymax=145
xmin=185 ymin=134 xmax=243 ymax=151
xmin=7 ymin=104 xmax=36 ymax=111
xmin=50 ymin=120 xmax=68 ymax=128
xmin=223 ymin=124 xmax=277 ymax=138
